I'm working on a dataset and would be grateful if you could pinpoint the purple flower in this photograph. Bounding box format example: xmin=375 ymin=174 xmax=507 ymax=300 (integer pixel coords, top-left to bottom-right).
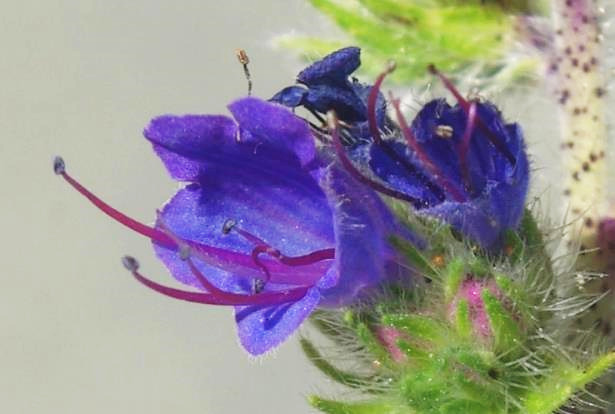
xmin=331 ymin=64 xmax=529 ymax=249
xmin=273 ymin=47 xmax=529 ymax=248
xmin=55 ymin=97 xmax=410 ymax=355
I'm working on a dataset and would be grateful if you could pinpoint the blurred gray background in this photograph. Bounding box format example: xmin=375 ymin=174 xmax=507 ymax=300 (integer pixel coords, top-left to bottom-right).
xmin=1 ymin=1 xmax=342 ymax=413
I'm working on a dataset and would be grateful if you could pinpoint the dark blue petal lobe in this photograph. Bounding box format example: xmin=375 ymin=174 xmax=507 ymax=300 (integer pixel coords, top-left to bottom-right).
xmin=269 ymin=86 xmax=307 ymax=108
xmin=234 ymin=286 xmax=321 ymax=355
xmin=297 ymin=46 xmax=361 ymax=87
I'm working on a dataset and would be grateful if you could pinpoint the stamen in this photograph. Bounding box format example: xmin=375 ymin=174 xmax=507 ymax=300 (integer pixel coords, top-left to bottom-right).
xmin=158 ymin=216 xmax=269 ymax=296
xmin=222 ymin=219 xmax=236 ymax=235
xmin=327 ymin=111 xmax=426 ymax=207
xmin=54 ymin=157 xmax=301 ymax=280
xmin=252 ymin=278 xmax=266 ymax=294
xmin=121 ymin=255 xmax=309 ymax=306
xmin=53 ymin=156 xmax=65 ymax=174
xmin=367 ymin=61 xmax=396 ymax=144
xmin=435 ymin=125 xmax=454 ymax=139
xmin=53 ymin=156 xmax=175 ymax=248
xmin=427 ymin=65 xmax=516 ymax=165
xmin=458 ymin=101 xmax=478 ymax=192
xmin=390 ymin=95 xmax=467 ymax=203
xmin=56 ymin=157 xmax=327 ymax=286
xmin=427 ymin=64 xmax=468 ymax=106
xmin=365 ymin=73 xmax=448 ymax=204
xmin=235 ymin=49 xmax=252 ymax=96
xmin=222 ymin=219 xmax=335 ymax=267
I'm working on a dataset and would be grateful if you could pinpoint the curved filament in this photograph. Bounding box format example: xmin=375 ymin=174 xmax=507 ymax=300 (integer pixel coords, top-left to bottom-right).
xmin=390 ymin=94 xmax=467 ymax=203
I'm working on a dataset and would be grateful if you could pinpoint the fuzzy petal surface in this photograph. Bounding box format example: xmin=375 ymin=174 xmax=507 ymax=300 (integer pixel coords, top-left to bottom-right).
xmin=144 ymin=115 xmax=237 ymax=181
xmin=234 ymin=286 xmax=321 ymax=355
xmin=318 ymin=165 xmax=412 ymax=306
xmin=228 ymin=97 xmax=315 ymax=166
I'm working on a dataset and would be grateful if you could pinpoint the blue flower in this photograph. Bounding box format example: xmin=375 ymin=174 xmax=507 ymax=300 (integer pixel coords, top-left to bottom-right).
xmin=334 ymin=66 xmax=529 ymax=249
xmin=270 ymin=47 xmax=386 ymax=138
xmin=55 ymin=97 xmax=412 ymax=355
xmin=274 ymin=47 xmax=529 ymax=248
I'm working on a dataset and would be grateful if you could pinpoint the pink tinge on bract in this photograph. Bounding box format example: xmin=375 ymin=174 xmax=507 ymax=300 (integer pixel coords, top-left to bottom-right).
xmin=375 ymin=325 xmax=410 ymax=363
xmin=448 ymin=278 xmax=503 ymax=340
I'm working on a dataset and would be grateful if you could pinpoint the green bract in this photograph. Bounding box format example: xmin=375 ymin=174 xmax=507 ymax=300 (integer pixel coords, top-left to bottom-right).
xmin=301 ymin=211 xmax=615 ymax=414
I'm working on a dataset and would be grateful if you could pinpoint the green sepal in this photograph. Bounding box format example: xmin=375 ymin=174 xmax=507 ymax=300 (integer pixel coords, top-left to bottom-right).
xmin=443 ymin=258 xmax=465 ymax=302
xmin=440 ymin=400 xmax=493 ymax=414
xmin=382 ymin=314 xmax=445 ymax=345
xmin=390 ymin=235 xmax=437 ymax=279
xmin=522 ymin=351 xmax=615 ymax=414
xmin=502 ymin=229 xmax=524 ymax=263
xmin=309 ymin=310 xmax=353 ymax=348
xmin=300 ymin=337 xmax=381 ymax=392
xmin=355 ymin=322 xmax=393 ymax=368
xmin=454 ymin=299 xmax=472 ymax=340
xmin=482 ymin=289 xmax=522 ymax=355
xmin=517 ymin=209 xmax=545 ymax=249
xmin=309 ymin=396 xmax=398 ymax=414
xmin=396 ymin=339 xmax=428 ymax=360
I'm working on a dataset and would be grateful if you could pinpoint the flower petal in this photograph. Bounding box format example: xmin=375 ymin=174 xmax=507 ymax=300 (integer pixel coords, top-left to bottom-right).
xmin=303 ymin=84 xmax=367 ymax=122
xmin=318 ymin=165 xmax=413 ymax=307
xmin=423 ymin=180 xmax=527 ymax=248
xmin=234 ymin=287 xmax=321 ymax=355
xmin=153 ymin=146 xmax=336 ymax=291
xmin=297 ymin=46 xmax=361 ymax=87
xmin=228 ymin=97 xmax=316 ymax=166
xmin=144 ymin=114 xmax=237 ymax=181
xmin=269 ymin=85 xmax=307 ymax=108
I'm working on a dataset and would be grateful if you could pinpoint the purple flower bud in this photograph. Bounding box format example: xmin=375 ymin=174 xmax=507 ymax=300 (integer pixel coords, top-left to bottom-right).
xmin=270 ymin=47 xmax=386 ymax=139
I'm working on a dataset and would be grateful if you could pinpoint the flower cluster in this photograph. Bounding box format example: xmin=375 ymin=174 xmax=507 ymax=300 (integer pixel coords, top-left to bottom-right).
xmin=274 ymin=48 xmax=529 ymax=248
xmin=56 ymin=47 xmax=529 ymax=356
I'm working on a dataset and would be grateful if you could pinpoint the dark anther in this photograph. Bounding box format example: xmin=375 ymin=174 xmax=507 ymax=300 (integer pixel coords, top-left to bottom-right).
xmin=179 ymin=245 xmax=191 ymax=261
xmin=53 ymin=156 xmax=66 ymax=175
xmin=122 ymin=255 xmax=140 ymax=272
xmin=252 ymin=278 xmax=266 ymax=294
xmin=222 ymin=219 xmax=237 ymax=234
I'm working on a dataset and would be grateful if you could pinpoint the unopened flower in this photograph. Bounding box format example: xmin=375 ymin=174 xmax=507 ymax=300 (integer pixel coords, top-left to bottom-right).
xmin=55 ymin=97 xmax=411 ymax=355
xmin=448 ymin=277 xmax=505 ymax=342
xmin=271 ymin=46 xmax=386 ymax=138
